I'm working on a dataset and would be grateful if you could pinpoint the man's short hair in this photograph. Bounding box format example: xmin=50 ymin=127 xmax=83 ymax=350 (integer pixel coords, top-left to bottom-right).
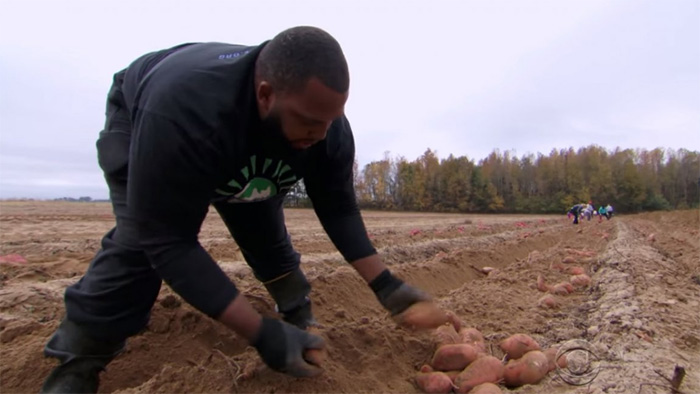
xmin=256 ymin=26 xmax=349 ymax=93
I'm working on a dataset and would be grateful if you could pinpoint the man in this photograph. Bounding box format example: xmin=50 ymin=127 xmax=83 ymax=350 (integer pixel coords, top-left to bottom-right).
xmin=582 ymin=201 xmax=594 ymax=221
xmin=568 ymin=203 xmax=584 ymax=224
xmin=605 ymin=204 xmax=614 ymax=219
xmin=41 ymin=26 xmax=440 ymax=393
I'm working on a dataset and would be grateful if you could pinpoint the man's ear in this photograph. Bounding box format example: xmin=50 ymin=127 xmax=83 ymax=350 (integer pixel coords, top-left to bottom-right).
xmin=256 ymin=81 xmax=275 ymax=117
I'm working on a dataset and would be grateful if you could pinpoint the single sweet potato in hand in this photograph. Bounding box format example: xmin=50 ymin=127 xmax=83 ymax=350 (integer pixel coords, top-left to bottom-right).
xmin=470 ymin=382 xmax=503 ymax=394
xmin=503 ymin=350 xmax=550 ymax=387
xmin=303 ymin=349 xmax=325 ymax=367
xmin=431 ymin=343 xmax=481 ymax=371
xmin=397 ymin=302 xmax=454 ymax=331
xmin=454 ymin=355 xmax=504 ymax=393
xmin=499 ymin=334 xmax=541 ymax=360
xmin=415 ymin=371 xmax=455 ymax=394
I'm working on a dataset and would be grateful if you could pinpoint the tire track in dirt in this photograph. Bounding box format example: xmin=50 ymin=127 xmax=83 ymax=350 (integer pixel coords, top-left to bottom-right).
xmin=581 ymin=219 xmax=700 ymax=394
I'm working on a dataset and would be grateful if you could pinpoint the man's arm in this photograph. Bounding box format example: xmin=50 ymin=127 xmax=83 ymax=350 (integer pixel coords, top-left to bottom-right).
xmin=304 ymin=118 xmax=437 ymax=319
xmin=128 ymin=110 xmax=242 ymax=320
xmin=302 ymin=117 xmax=381 ymax=280
xmin=349 ymin=254 xmax=388 ymax=283
xmin=217 ymin=295 xmax=262 ymax=341
xmin=129 ymin=111 xmax=325 ymax=376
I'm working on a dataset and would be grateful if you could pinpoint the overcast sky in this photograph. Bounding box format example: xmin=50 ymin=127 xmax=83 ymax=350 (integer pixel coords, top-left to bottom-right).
xmin=1 ymin=0 xmax=698 ymax=199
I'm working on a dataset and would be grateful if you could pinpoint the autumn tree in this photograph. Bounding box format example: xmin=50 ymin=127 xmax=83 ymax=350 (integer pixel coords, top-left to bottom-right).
xmin=354 ymin=146 xmax=699 ymax=213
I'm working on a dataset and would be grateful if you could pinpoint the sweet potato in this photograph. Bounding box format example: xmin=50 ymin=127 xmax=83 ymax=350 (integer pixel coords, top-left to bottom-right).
xmin=444 ymin=370 xmax=461 ymax=382
xmin=561 ymin=282 xmax=574 ymax=293
xmin=434 ymin=323 xmax=460 ymax=348
xmin=536 ymin=275 xmax=551 ymax=292
xmin=537 ymin=295 xmax=558 ymax=309
xmin=499 ymin=334 xmax=540 ymax=360
xmin=550 ymin=262 xmax=565 ymax=272
xmin=550 ymin=282 xmax=574 ymax=295
xmin=304 ymin=349 xmax=325 ymax=367
xmin=543 ymin=347 xmax=568 ymax=372
xmin=458 ymin=327 xmax=487 ymax=353
xmin=454 ymin=355 xmax=504 ymax=393
xmin=503 ymin=350 xmax=550 ymax=387
xmin=562 ymin=256 xmax=576 ymax=264
xmin=565 ymin=248 xmax=594 ymax=257
xmin=415 ymin=371 xmax=455 ymax=394
xmin=396 ymin=302 xmax=453 ymax=330
xmin=568 ymin=266 xmax=585 ymax=275
xmin=431 ymin=343 xmax=480 ymax=371
xmin=570 ymin=274 xmax=591 ymax=288
xmin=303 ymin=327 xmax=327 ymax=368
xmin=470 ymin=382 xmax=503 ymax=394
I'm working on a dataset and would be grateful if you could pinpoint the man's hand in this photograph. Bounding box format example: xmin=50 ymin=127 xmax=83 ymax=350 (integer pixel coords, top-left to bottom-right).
xmin=352 ymin=256 xmax=458 ymax=330
xmin=251 ymin=317 xmax=326 ymax=378
xmin=352 ymin=254 xmax=429 ymax=314
xmin=369 ymin=269 xmax=431 ymax=315
xmin=369 ymin=269 xmax=459 ymax=331
xmin=377 ymin=281 xmax=433 ymax=316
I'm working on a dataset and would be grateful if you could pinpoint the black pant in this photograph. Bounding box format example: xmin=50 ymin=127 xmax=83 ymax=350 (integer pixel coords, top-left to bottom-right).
xmin=54 ymin=71 xmax=301 ymax=350
xmin=569 ymin=207 xmax=581 ymax=225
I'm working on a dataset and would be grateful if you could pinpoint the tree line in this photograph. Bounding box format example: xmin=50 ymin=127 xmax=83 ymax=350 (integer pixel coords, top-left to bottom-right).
xmin=287 ymin=146 xmax=699 ymax=214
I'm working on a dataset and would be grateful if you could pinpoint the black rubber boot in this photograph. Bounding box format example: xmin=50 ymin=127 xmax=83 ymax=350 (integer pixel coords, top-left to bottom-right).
xmin=263 ymin=269 xmax=318 ymax=330
xmin=40 ymin=319 xmax=125 ymax=394
xmin=41 ymin=359 xmax=104 ymax=394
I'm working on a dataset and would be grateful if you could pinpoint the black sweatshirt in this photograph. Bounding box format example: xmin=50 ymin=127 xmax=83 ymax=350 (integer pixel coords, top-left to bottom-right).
xmin=117 ymin=41 xmax=376 ymax=318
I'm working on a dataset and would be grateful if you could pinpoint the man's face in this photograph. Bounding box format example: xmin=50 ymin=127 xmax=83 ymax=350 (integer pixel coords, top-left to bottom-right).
xmin=258 ymin=78 xmax=348 ymax=150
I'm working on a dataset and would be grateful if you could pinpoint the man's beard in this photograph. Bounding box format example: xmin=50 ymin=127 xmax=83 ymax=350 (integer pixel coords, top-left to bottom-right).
xmin=259 ymin=110 xmax=302 ymax=157
xmin=260 ymin=111 xmax=289 ymax=144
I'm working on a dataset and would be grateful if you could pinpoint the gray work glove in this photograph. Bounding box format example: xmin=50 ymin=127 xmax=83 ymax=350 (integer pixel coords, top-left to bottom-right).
xmin=369 ymin=269 xmax=431 ymax=316
xmin=251 ymin=317 xmax=325 ymax=377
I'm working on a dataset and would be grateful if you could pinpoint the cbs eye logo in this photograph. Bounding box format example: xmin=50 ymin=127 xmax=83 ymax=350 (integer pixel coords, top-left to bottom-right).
xmin=554 ymin=339 xmax=601 ymax=386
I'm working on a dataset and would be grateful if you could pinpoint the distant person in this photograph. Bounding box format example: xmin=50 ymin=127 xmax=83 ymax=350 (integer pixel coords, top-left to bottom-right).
xmin=39 ymin=26 xmax=445 ymax=393
xmin=597 ymin=205 xmax=608 ymax=222
xmin=568 ymin=204 xmax=584 ymax=224
xmin=605 ymin=204 xmax=614 ymax=219
xmin=582 ymin=202 xmax=594 ymax=221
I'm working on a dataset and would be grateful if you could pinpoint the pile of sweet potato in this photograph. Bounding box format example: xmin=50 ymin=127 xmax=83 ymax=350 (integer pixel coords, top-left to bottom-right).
xmin=536 ymin=254 xmax=593 ymax=308
xmin=415 ymin=326 xmax=567 ymax=394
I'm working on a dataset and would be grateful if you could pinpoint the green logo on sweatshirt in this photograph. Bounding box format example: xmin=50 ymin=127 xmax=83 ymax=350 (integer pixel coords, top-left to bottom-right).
xmin=215 ymin=156 xmax=298 ymax=202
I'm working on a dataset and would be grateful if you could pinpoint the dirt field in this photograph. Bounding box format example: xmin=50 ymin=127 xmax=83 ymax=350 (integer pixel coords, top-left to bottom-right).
xmin=1 ymin=201 xmax=698 ymax=394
